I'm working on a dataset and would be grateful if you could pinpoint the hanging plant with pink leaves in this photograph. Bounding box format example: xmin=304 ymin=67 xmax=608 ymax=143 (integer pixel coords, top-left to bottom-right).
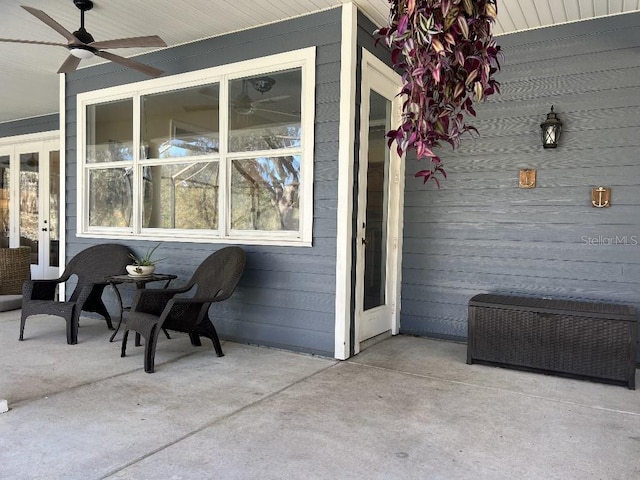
xmin=376 ymin=0 xmax=503 ymax=186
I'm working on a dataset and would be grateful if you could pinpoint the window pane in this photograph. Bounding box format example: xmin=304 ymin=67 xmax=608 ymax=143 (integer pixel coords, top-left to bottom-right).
xmin=49 ymin=151 xmax=60 ymax=267
xmin=143 ymin=162 xmax=219 ymax=230
xmin=0 ymin=156 xmax=9 ymax=247
xmin=231 ymin=156 xmax=300 ymax=231
xmin=19 ymin=153 xmax=39 ymax=264
xmin=363 ymin=91 xmax=390 ymax=311
xmin=86 ymin=99 xmax=133 ymax=163
xmin=142 ymin=85 xmax=220 ymax=159
xmin=88 ymin=168 xmax=133 ymax=227
xmin=229 ymin=69 xmax=301 ymax=152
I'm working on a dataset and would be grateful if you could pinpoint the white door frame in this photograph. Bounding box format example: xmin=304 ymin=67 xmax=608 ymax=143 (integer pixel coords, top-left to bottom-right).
xmin=353 ymin=50 xmax=404 ymax=354
xmin=0 ymin=131 xmax=61 ymax=279
xmin=334 ymin=5 xmax=405 ymax=360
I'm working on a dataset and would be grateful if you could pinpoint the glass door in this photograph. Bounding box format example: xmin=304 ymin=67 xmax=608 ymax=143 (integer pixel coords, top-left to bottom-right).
xmin=354 ymin=53 xmax=403 ymax=353
xmin=15 ymin=142 xmax=60 ymax=279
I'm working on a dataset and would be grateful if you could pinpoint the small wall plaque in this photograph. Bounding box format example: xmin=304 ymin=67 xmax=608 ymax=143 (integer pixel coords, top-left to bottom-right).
xmin=519 ymin=169 xmax=536 ymax=188
xmin=591 ymin=187 xmax=611 ymax=208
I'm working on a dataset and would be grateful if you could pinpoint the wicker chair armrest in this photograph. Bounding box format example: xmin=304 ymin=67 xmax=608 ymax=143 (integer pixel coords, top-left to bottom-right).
xmin=73 ymin=284 xmax=99 ymax=310
xmin=23 ymin=279 xmax=64 ymax=301
xmin=131 ymin=286 xmax=192 ymax=315
xmin=170 ymin=296 xmax=220 ymax=306
xmin=157 ymin=297 xmax=213 ymax=330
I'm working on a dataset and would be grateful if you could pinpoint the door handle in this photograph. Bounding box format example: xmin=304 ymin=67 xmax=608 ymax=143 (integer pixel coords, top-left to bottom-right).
xmin=42 ymin=228 xmax=48 ymax=232
xmin=361 ymin=237 xmax=368 ymax=245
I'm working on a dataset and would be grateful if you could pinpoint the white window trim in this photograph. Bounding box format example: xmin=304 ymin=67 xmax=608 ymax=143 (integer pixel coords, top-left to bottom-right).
xmin=76 ymin=47 xmax=315 ymax=246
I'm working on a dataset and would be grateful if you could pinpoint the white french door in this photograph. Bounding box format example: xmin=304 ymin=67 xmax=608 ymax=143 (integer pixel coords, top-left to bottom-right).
xmin=0 ymin=135 xmax=60 ymax=279
xmin=354 ymin=51 xmax=404 ymax=354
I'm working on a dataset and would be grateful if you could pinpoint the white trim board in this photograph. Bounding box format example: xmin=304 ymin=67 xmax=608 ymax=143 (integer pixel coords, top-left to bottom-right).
xmin=334 ymin=3 xmax=358 ymax=360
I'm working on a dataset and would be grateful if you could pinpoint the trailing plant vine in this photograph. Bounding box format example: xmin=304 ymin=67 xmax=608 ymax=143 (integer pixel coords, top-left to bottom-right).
xmin=376 ymin=0 xmax=503 ymax=186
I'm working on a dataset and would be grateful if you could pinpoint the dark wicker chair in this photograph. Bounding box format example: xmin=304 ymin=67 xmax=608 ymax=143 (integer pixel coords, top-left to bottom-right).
xmin=121 ymin=246 xmax=245 ymax=373
xmin=20 ymin=244 xmax=134 ymax=345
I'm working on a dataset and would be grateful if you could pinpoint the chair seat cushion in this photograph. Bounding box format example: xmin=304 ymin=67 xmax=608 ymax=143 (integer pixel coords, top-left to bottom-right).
xmin=0 ymin=295 xmax=22 ymax=312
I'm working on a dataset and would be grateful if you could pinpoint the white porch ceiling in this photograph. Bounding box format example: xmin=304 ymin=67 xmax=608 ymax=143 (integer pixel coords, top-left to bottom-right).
xmin=0 ymin=0 xmax=638 ymax=125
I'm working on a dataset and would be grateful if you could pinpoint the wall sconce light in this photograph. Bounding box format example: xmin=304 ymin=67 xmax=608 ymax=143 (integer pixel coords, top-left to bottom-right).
xmin=540 ymin=106 xmax=562 ymax=148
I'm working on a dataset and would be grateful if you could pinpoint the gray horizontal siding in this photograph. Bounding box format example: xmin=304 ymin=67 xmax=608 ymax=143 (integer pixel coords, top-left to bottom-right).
xmin=64 ymin=9 xmax=344 ymax=356
xmin=400 ymin=12 xmax=640 ymax=362
xmin=0 ymin=114 xmax=59 ymax=138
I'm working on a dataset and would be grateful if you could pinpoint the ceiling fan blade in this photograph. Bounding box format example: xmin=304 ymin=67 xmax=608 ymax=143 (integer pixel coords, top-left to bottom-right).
xmin=253 ymin=107 xmax=300 ymax=118
xmin=57 ymin=55 xmax=82 ymax=74
xmin=184 ymin=105 xmax=216 ymax=112
xmin=21 ymin=6 xmax=77 ymax=44
xmin=90 ymin=35 xmax=167 ymax=50
xmin=252 ymin=95 xmax=291 ymax=105
xmin=0 ymin=38 xmax=66 ymax=47
xmin=96 ymin=50 xmax=164 ymax=78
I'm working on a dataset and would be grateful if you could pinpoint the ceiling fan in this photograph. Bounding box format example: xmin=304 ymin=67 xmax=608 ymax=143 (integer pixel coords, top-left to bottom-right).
xmin=184 ymin=79 xmax=297 ymax=119
xmin=0 ymin=0 xmax=167 ymax=77
xmin=231 ymin=80 xmax=295 ymax=118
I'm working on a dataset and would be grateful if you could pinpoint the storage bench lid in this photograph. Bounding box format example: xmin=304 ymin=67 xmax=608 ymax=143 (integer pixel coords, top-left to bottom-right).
xmin=469 ymin=294 xmax=637 ymax=321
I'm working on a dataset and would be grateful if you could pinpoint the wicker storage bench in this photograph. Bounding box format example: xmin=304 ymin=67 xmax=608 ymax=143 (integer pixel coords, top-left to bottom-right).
xmin=467 ymin=294 xmax=638 ymax=389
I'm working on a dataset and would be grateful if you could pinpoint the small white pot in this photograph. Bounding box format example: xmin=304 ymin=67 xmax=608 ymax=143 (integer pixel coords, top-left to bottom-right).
xmin=126 ymin=265 xmax=155 ymax=276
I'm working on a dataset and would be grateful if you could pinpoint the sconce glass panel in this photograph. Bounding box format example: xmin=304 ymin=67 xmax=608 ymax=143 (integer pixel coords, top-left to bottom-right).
xmin=540 ymin=106 xmax=562 ymax=148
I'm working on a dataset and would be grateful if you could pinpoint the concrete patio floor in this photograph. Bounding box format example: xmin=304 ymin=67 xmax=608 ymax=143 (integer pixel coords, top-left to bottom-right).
xmin=1 ymin=309 xmax=639 ymax=480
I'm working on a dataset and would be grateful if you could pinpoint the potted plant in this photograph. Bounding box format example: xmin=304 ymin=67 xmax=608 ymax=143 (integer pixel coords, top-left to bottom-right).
xmin=375 ymin=0 xmax=502 ymax=186
xmin=126 ymin=243 xmax=166 ymax=277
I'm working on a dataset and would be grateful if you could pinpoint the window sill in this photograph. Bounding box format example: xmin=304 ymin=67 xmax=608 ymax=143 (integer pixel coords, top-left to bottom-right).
xmin=76 ymin=231 xmax=313 ymax=248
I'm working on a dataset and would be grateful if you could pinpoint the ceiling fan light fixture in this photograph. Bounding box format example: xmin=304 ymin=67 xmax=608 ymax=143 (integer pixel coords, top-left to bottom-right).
xmin=250 ymin=76 xmax=275 ymax=94
xmin=69 ymin=46 xmax=94 ymax=59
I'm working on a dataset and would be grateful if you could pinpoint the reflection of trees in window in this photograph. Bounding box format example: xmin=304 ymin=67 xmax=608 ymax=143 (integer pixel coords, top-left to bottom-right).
xmin=48 ymin=152 xmax=60 ymax=243
xmin=231 ymin=130 xmax=301 ymax=231
xmin=109 ymin=140 xmax=133 ymax=162
xmin=143 ymin=162 xmax=218 ymax=230
xmin=158 ymin=134 xmax=219 ymax=158
xmin=232 ymin=154 xmax=299 ymax=231
xmin=19 ymin=154 xmax=39 ymax=250
xmin=88 ymin=168 xmax=133 ymax=227
xmin=0 ymin=159 xmax=10 ymax=237
xmin=229 ymin=125 xmax=300 ymax=152
xmin=86 ymin=141 xmax=134 ymax=227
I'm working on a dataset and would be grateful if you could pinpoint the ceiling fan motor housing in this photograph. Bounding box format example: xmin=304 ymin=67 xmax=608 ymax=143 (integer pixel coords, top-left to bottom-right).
xmin=73 ymin=0 xmax=94 ymax=12
xmin=72 ymin=0 xmax=95 ymax=45
xmin=72 ymin=27 xmax=95 ymax=45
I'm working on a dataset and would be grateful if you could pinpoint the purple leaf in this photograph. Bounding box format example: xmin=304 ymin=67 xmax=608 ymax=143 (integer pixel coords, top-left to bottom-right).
xmin=374 ymin=0 xmax=501 ymax=186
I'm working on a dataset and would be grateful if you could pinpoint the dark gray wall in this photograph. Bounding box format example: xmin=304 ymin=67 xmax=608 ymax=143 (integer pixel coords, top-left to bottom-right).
xmin=400 ymin=12 xmax=640 ymax=358
xmin=0 ymin=114 xmax=59 ymax=138
xmin=64 ymin=9 xmax=343 ymax=356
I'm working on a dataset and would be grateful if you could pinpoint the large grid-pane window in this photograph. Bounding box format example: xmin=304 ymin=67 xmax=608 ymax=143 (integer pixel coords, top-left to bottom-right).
xmin=78 ymin=49 xmax=314 ymax=245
